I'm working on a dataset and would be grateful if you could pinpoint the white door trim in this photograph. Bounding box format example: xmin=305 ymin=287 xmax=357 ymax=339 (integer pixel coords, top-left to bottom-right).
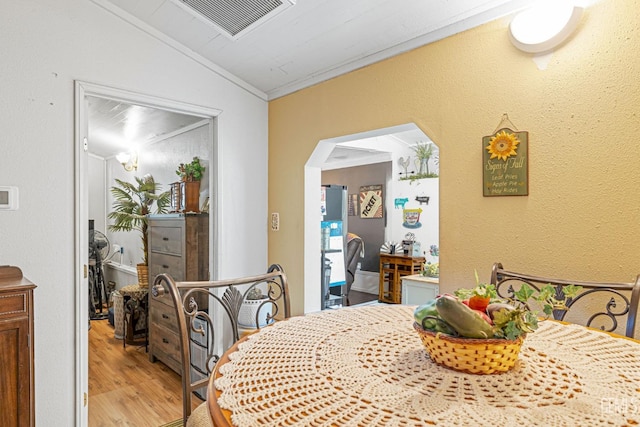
xmin=74 ymin=80 xmax=221 ymax=426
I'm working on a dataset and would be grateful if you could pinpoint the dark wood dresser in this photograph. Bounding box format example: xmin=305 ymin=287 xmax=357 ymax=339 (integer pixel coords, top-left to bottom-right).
xmin=147 ymin=214 xmax=209 ymax=374
xmin=0 ymin=265 xmax=35 ymax=427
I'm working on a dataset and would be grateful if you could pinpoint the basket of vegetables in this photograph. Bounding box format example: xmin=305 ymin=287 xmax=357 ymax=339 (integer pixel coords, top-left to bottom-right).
xmin=413 ymin=274 xmax=580 ymax=375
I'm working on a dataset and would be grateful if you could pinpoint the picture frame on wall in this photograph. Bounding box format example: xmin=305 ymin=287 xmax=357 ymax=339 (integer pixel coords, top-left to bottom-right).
xmin=359 ymin=185 xmax=383 ymax=219
xmin=482 ymin=120 xmax=529 ymax=196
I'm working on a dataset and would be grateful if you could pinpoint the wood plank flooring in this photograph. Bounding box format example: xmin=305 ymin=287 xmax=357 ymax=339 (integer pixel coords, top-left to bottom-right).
xmin=88 ymin=318 xmax=202 ymax=426
xmin=347 ymin=290 xmax=378 ymax=306
xmin=88 ymin=291 xmax=376 ymax=426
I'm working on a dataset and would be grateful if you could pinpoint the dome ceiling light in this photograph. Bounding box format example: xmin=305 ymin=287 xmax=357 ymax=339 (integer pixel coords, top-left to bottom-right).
xmin=509 ymin=1 xmax=583 ymax=54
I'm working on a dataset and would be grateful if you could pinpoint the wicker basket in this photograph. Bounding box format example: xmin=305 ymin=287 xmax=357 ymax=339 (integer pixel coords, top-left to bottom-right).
xmin=136 ymin=263 xmax=149 ymax=288
xmin=413 ymin=322 xmax=524 ymax=374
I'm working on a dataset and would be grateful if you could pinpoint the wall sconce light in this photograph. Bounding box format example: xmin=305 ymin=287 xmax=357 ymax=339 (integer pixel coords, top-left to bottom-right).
xmin=116 ymin=152 xmax=138 ymax=172
xmin=509 ymin=1 xmax=583 ymax=54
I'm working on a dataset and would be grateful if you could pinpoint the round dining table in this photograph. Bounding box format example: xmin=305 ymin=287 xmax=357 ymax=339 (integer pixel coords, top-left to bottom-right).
xmin=207 ymin=304 xmax=640 ymax=426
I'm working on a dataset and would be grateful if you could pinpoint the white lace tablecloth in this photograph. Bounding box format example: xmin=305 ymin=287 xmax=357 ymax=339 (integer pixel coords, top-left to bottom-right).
xmin=214 ymin=305 xmax=640 ymax=426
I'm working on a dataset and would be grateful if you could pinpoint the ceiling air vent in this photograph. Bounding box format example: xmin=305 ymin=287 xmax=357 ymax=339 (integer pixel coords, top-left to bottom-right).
xmin=171 ymin=0 xmax=296 ymax=40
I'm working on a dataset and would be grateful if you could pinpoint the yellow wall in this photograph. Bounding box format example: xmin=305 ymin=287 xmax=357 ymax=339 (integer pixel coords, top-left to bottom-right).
xmin=269 ymin=0 xmax=640 ymax=315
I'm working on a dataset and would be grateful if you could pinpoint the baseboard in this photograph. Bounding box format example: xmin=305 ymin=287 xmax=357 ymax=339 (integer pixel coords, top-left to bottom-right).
xmin=104 ymin=261 xmax=137 ymax=275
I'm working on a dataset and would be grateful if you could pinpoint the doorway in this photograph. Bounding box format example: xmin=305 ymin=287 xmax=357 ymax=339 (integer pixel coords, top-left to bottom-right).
xmin=74 ymin=81 xmax=220 ymax=425
xmin=304 ymin=123 xmax=439 ymax=313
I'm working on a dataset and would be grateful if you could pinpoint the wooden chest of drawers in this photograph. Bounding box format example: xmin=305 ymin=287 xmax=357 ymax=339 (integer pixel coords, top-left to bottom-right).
xmin=0 ymin=266 xmax=35 ymax=427
xmin=147 ymin=214 xmax=209 ymax=374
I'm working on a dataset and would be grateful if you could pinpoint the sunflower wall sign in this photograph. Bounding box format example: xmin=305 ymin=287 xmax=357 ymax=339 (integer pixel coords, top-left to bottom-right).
xmin=482 ymin=126 xmax=529 ymax=196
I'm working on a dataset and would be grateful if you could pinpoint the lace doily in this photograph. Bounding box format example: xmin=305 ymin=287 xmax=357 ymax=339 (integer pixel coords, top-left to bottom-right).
xmin=215 ymin=305 xmax=640 ymax=426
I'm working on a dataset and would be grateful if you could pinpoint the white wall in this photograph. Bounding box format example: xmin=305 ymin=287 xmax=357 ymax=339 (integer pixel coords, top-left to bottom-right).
xmin=386 ymin=143 xmax=440 ymax=263
xmin=88 ymin=154 xmax=106 ymax=234
xmin=105 ymin=123 xmax=211 ymax=268
xmin=387 ymin=178 xmax=440 ymax=260
xmin=0 ymin=0 xmax=268 ymax=423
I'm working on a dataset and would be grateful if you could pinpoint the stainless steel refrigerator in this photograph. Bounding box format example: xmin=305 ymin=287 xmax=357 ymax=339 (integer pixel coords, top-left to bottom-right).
xmin=321 ymin=184 xmax=348 ymax=309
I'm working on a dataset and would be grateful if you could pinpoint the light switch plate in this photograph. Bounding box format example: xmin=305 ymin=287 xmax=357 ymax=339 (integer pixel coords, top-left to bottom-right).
xmin=0 ymin=186 xmax=18 ymax=210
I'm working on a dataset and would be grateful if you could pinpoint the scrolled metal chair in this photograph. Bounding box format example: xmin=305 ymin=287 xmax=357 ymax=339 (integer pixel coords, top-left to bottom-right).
xmin=490 ymin=262 xmax=640 ymax=338
xmin=151 ymin=264 xmax=291 ymax=424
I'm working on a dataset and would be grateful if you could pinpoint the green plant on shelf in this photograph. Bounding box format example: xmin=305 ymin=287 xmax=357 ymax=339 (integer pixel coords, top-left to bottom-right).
xmin=176 ymin=156 xmax=205 ymax=182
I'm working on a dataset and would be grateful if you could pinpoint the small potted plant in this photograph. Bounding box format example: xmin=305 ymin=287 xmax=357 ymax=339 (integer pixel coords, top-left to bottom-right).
xmin=174 ymin=157 xmax=206 ymax=213
xmin=238 ymin=287 xmax=273 ymax=329
xmin=400 ymin=142 xmax=439 ymax=182
xmin=176 ymin=156 xmax=205 ymax=182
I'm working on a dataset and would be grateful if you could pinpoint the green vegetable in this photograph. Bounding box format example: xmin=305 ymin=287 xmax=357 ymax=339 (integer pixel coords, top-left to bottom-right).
xmin=413 ymin=299 xmax=454 ymax=334
xmin=435 ymin=295 xmax=495 ymax=339
xmin=491 ymin=307 xmax=538 ymax=340
xmin=486 ymin=302 xmax=516 ymax=320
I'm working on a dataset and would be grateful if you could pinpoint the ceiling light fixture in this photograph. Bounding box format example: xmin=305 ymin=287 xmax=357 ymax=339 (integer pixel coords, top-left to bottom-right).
xmin=509 ymin=1 xmax=583 ymax=54
xmin=116 ymin=152 xmax=138 ymax=172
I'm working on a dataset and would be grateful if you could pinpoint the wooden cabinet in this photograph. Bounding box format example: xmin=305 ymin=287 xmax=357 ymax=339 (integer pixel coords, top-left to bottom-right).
xmin=401 ymin=274 xmax=439 ymax=305
xmin=378 ymin=254 xmax=425 ymax=304
xmin=0 ymin=266 xmax=35 ymax=427
xmin=147 ymin=214 xmax=209 ymax=374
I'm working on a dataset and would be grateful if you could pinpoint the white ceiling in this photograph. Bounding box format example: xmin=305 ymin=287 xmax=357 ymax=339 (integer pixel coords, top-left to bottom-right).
xmin=87 ymin=96 xmax=206 ymax=158
xmin=95 ymin=0 xmax=540 ymax=100
xmin=89 ymin=0 xmax=540 ymax=161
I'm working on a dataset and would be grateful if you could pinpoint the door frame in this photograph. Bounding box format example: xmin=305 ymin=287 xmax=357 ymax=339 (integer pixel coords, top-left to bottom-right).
xmin=74 ymin=81 xmax=221 ymax=426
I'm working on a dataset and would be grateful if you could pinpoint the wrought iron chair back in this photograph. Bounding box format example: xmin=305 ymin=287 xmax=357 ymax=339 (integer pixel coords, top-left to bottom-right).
xmin=490 ymin=262 xmax=640 ymax=339
xmin=151 ymin=264 xmax=291 ymax=423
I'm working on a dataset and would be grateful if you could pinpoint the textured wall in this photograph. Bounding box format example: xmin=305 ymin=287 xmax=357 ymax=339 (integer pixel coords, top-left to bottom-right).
xmin=0 ymin=0 xmax=267 ymax=422
xmin=269 ymin=0 xmax=640 ymax=315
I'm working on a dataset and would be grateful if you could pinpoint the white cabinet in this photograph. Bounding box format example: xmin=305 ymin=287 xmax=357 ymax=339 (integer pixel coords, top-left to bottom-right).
xmin=401 ymin=274 xmax=439 ymax=305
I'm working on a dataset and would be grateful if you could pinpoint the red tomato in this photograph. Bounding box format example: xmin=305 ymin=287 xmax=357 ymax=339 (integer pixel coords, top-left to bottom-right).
xmin=468 ymin=295 xmax=490 ymax=311
xmin=472 ymin=309 xmax=494 ymax=325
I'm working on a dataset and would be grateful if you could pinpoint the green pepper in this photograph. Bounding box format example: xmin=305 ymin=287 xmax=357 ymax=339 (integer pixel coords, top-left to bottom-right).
xmin=413 ymin=299 xmax=454 ymax=334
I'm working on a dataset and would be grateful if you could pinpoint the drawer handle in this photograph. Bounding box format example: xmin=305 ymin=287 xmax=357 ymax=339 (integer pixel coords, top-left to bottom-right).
xmin=162 ymin=338 xmax=169 ymax=344
xmin=162 ymin=265 xmax=169 ymax=269
xmin=162 ymin=314 xmax=169 ymax=319
xmin=163 ymin=237 xmax=169 ymax=241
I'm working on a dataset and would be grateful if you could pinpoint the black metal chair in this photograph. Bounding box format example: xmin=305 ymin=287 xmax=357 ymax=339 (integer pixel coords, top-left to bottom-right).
xmin=345 ymin=236 xmax=364 ymax=304
xmin=151 ymin=264 xmax=291 ymax=424
xmin=490 ymin=262 xmax=640 ymax=338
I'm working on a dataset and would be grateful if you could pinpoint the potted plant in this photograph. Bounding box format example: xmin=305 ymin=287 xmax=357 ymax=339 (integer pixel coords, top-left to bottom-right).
xmin=400 ymin=142 xmax=439 ymax=182
xmin=108 ymin=174 xmax=170 ymax=287
xmin=176 ymin=156 xmax=205 ymax=182
xmin=175 ymin=157 xmax=206 ymax=213
xmin=238 ymin=287 xmax=273 ymax=329
xmin=413 ymin=142 xmax=438 ymax=176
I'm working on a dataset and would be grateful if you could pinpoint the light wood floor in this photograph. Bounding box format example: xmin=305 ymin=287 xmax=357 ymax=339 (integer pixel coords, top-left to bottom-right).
xmin=88 ymin=317 xmax=202 ymax=426
xmin=347 ymin=290 xmax=377 ymax=306
xmin=88 ymin=291 xmax=376 ymax=426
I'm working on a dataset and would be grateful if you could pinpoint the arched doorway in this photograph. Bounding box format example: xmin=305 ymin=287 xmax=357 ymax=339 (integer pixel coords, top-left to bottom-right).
xmin=303 ymin=123 xmax=439 ymax=313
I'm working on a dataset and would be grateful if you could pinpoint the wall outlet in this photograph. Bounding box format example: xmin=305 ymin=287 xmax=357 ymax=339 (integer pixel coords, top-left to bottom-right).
xmin=271 ymin=212 xmax=280 ymax=231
